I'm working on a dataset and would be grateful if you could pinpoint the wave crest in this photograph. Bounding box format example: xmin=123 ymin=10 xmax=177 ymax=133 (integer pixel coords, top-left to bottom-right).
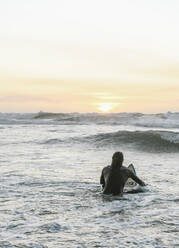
xmin=42 ymin=138 xmax=63 ymax=144
xmin=32 ymin=111 xmax=179 ymax=128
xmin=85 ymin=130 xmax=179 ymax=152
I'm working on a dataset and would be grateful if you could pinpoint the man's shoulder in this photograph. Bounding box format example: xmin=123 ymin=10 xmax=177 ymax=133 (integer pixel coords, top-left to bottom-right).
xmin=102 ymin=165 xmax=111 ymax=172
xmin=120 ymin=166 xmax=131 ymax=174
xmin=120 ymin=165 xmax=128 ymax=170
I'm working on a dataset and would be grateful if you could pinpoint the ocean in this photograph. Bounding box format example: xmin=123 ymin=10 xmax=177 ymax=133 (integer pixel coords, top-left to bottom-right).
xmin=0 ymin=111 xmax=179 ymax=248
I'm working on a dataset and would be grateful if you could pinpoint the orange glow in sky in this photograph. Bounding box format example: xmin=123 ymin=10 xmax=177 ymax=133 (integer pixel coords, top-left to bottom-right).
xmin=0 ymin=0 xmax=179 ymax=113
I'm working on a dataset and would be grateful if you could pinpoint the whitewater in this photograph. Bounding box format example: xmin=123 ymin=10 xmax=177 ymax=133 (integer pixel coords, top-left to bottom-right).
xmin=0 ymin=112 xmax=179 ymax=248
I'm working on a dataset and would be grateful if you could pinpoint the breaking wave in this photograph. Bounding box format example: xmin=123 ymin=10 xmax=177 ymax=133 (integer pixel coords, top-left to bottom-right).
xmin=33 ymin=111 xmax=179 ymax=128
xmin=1 ymin=111 xmax=179 ymax=128
xmin=41 ymin=129 xmax=179 ymax=152
xmin=83 ymin=130 xmax=179 ymax=152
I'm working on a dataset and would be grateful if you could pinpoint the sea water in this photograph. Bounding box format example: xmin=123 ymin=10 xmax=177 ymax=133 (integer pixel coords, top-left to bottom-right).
xmin=0 ymin=112 xmax=179 ymax=248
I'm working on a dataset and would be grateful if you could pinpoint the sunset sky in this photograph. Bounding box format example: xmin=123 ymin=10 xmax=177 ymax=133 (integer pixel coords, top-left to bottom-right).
xmin=0 ymin=0 xmax=179 ymax=113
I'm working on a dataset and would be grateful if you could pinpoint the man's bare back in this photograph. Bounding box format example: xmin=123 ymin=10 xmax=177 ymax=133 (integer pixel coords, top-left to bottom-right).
xmin=100 ymin=152 xmax=145 ymax=195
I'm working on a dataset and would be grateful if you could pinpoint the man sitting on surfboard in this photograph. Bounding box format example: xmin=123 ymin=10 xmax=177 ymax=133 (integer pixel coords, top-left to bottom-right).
xmin=100 ymin=152 xmax=146 ymax=195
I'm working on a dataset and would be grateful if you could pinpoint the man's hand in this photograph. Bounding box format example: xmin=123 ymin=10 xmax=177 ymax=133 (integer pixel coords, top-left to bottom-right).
xmin=140 ymin=181 xmax=146 ymax=186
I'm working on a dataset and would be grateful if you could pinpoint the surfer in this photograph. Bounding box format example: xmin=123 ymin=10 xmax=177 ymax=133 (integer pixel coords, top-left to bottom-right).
xmin=100 ymin=152 xmax=146 ymax=195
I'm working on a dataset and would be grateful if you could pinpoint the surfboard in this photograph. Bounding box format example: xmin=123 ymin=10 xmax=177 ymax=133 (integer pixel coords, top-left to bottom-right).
xmin=125 ymin=164 xmax=137 ymax=188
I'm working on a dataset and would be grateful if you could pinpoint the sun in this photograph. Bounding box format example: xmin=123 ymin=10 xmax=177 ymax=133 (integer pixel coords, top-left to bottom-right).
xmin=98 ymin=103 xmax=113 ymax=113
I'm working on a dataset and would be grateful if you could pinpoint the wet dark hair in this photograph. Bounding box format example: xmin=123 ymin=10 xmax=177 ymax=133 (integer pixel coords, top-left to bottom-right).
xmin=111 ymin=152 xmax=124 ymax=167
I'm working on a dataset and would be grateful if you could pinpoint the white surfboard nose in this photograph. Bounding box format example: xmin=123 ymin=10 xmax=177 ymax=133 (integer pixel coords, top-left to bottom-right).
xmin=125 ymin=164 xmax=137 ymax=188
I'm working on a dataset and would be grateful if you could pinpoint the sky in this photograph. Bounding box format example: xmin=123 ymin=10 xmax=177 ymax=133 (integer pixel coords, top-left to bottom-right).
xmin=0 ymin=0 xmax=179 ymax=113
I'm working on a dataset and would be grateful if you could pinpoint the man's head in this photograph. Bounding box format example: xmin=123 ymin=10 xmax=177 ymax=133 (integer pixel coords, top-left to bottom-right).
xmin=112 ymin=152 xmax=124 ymax=167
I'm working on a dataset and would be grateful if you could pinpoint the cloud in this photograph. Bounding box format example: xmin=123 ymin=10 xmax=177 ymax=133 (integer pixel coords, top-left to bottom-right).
xmin=0 ymin=95 xmax=55 ymax=103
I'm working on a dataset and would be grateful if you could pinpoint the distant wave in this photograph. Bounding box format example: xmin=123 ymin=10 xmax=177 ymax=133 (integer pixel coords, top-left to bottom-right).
xmin=32 ymin=111 xmax=179 ymax=128
xmin=33 ymin=111 xmax=69 ymax=119
xmin=42 ymin=138 xmax=63 ymax=144
xmin=82 ymin=130 xmax=179 ymax=152
xmin=1 ymin=111 xmax=179 ymax=128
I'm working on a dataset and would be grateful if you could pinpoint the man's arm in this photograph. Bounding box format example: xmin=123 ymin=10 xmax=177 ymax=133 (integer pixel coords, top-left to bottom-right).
xmin=129 ymin=171 xmax=146 ymax=186
xmin=100 ymin=169 xmax=105 ymax=189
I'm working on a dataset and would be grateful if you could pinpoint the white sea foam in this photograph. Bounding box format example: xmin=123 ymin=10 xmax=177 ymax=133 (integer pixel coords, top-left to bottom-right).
xmin=0 ymin=112 xmax=179 ymax=247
